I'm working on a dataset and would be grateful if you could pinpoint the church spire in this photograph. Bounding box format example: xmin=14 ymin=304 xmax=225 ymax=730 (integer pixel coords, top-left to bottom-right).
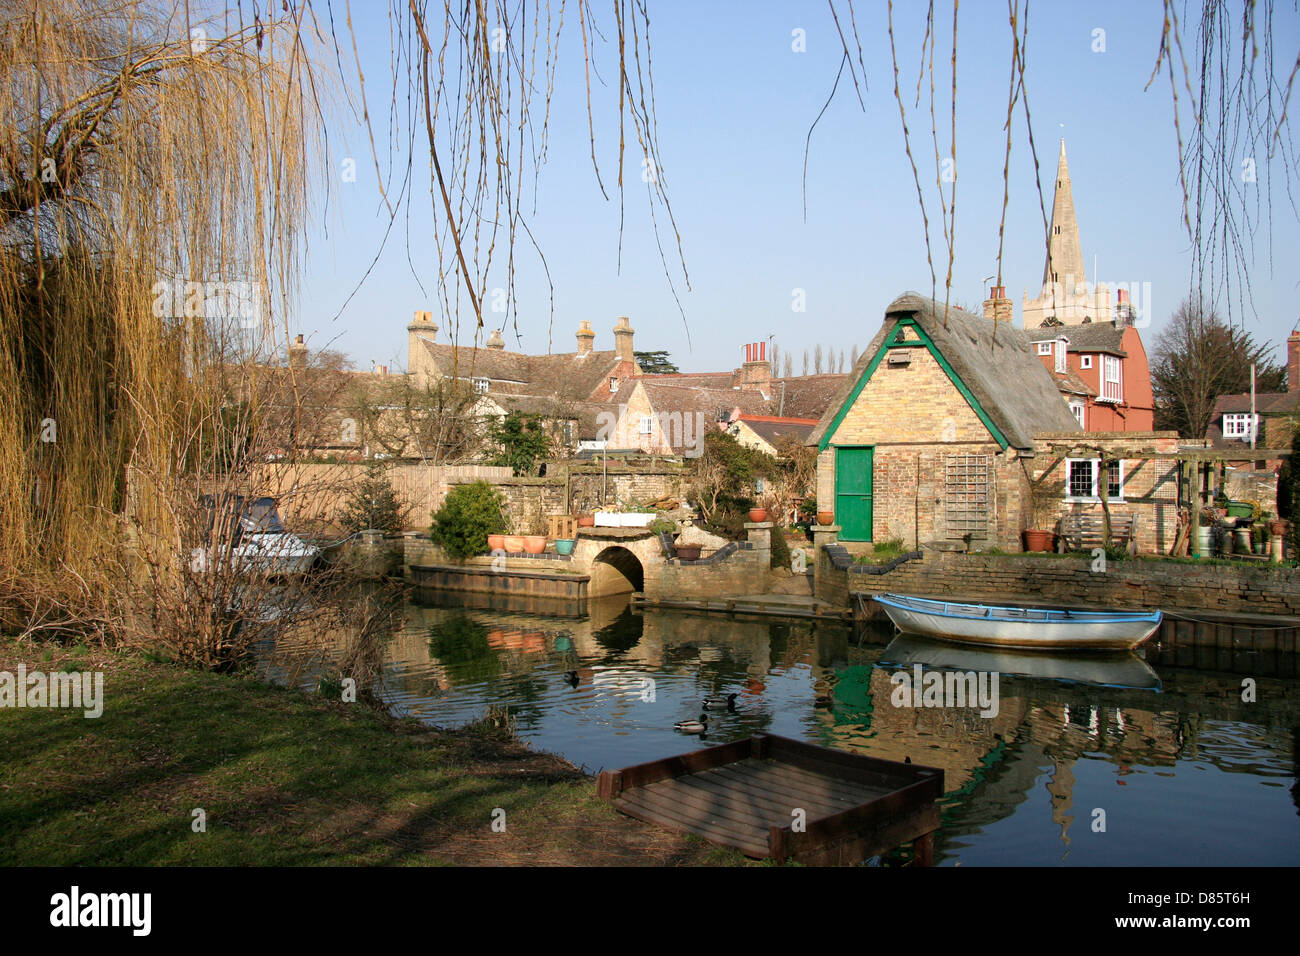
xmin=1042 ymin=139 xmax=1086 ymax=290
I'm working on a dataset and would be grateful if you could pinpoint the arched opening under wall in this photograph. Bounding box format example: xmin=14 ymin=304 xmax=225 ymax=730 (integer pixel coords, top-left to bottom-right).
xmin=589 ymin=546 xmax=644 ymax=597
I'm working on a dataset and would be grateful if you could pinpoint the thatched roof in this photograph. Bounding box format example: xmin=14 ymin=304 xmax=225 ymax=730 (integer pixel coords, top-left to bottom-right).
xmin=807 ymin=292 xmax=1080 ymax=452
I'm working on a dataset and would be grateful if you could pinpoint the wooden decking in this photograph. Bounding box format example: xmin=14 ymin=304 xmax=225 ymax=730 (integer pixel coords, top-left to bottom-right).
xmin=597 ymin=734 xmax=943 ymax=865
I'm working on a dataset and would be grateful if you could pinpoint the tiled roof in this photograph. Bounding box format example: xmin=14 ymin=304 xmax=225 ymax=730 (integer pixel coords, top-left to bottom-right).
xmin=769 ymin=374 xmax=851 ymax=420
xmin=418 ymin=340 xmax=624 ymax=402
xmin=1020 ymin=322 xmax=1127 ymax=356
xmin=1051 ymin=368 xmax=1095 ymax=397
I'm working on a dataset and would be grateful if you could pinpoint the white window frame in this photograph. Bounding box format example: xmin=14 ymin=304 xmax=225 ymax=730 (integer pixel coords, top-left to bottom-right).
xmin=609 ymin=377 xmax=619 ymax=393
xmin=1055 ymin=337 xmax=1069 ymax=373
xmin=1069 ymin=400 xmax=1086 ymax=429
xmin=1080 ymin=355 xmax=1093 ymax=370
xmin=1065 ymin=457 xmax=1124 ymax=503
xmin=472 ymin=376 xmax=489 ymax=394
xmin=1100 ymin=355 xmax=1122 ymax=402
xmin=1036 ymin=342 xmax=1053 ymax=356
xmin=638 ymin=415 xmax=654 ymax=435
xmin=1222 ymin=413 xmax=1258 ymax=440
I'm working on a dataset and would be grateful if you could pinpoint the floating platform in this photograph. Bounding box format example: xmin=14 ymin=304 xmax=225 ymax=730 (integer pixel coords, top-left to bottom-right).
xmin=632 ymin=593 xmax=853 ymax=622
xmin=596 ymin=734 xmax=943 ymax=865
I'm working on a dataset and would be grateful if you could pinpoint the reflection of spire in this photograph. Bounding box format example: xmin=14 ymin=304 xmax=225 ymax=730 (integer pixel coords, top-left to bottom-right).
xmin=1047 ymin=755 xmax=1077 ymax=860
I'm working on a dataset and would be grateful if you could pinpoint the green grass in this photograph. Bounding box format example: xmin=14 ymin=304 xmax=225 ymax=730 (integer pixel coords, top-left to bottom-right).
xmin=0 ymin=642 xmax=748 ymax=866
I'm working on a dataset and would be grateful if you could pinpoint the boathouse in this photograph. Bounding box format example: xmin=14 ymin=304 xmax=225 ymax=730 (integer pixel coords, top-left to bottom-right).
xmin=807 ymin=293 xmax=1080 ymax=550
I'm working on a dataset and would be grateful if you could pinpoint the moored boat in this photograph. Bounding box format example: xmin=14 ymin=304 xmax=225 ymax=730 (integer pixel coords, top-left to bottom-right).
xmin=874 ymin=592 xmax=1161 ymax=651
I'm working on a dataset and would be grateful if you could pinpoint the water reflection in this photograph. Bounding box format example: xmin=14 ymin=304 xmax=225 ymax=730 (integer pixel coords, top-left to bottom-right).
xmin=259 ymin=587 xmax=1300 ymax=864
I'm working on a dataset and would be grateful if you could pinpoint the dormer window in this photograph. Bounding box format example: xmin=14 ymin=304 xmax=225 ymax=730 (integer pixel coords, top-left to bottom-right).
xmin=1037 ymin=342 xmax=1053 ymax=356
xmin=1223 ymin=413 xmax=1258 ymax=440
xmin=609 ymin=377 xmax=619 ymax=393
xmin=473 ymin=377 xmax=489 ymax=394
xmin=1054 ymin=337 xmax=1069 ymax=374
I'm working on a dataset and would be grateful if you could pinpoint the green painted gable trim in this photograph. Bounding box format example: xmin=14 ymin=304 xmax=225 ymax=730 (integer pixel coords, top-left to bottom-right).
xmin=818 ymin=316 xmax=1010 ymax=452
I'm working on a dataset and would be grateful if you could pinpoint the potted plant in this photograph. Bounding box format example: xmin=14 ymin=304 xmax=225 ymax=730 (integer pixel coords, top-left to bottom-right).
xmin=816 ymin=509 xmax=834 ymax=526
xmin=1023 ymin=476 xmax=1060 ymax=553
xmin=748 ymin=507 xmax=768 ymax=523
xmin=503 ymin=534 xmax=525 ymax=553
xmin=554 ymin=538 xmax=575 ymax=555
xmin=577 ymin=514 xmax=595 ymax=527
xmin=487 ymin=534 xmax=506 ymax=551
xmin=1195 ymin=507 xmax=1216 ymax=557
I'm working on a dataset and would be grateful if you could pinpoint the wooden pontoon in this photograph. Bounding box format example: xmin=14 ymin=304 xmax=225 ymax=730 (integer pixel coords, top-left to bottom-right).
xmin=596 ymin=734 xmax=943 ymax=865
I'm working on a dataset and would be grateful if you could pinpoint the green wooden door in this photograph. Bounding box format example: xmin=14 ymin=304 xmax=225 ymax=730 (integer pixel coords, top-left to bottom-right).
xmin=835 ymin=446 xmax=874 ymax=542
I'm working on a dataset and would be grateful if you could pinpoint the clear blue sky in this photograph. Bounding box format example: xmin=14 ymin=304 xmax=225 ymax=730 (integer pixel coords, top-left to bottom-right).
xmin=296 ymin=0 xmax=1300 ymax=376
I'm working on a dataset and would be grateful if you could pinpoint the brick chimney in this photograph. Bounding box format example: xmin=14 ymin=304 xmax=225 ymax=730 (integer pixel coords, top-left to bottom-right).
xmin=486 ymin=328 xmax=505 ymax=349
xmin=613 ymin=316 xmax=635 ymax=362
xmin=288 ymin=333 xmax=308 ymax=370
xmin=982 ymin=285 xmax=1013 ymax=322
xmin=1289 ymin=328 xmax=1300 ymax=393
xmin=576 ymin=319 xmax=595 ymax=355
xmin=740 ymin=341 xmax=772 ymax=390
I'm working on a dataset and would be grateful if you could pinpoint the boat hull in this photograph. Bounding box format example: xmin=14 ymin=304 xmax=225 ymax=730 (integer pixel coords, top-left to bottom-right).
xmin=875 ymin=593 xmax=1161 ymax=651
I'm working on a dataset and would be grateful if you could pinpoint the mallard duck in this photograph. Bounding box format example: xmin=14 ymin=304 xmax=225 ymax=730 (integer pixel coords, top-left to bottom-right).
xmin=674 ymin=714 xmax=709 ymax=734
xmin=702 ymin=692 xmax=738 ymax=710
xmin=562 ymin=670 xmax=579 ymax=686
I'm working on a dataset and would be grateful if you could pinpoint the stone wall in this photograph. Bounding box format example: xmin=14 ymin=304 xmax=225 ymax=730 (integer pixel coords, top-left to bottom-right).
xmin=646 ymin=547 xmax=769 ymax=601
xmin=818 ymin=548 xmax=1300 ymax=616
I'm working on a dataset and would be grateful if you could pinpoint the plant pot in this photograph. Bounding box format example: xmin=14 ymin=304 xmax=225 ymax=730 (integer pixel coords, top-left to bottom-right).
xmin=1271 ymin=519 xmax=1289 ymax=536
xmin=1226 ymin=500 xmax=1254 ymax=519
xmin=816 ymin=511 xmax=834 ymax=526
xmin=577 ymin=515 xmax=595 ymax=527
xmin=748 ymin=508 xmax=768 ymax=523
xmin=524 ymin=535 xmax=547 ymax=554
xmin=1194 ymin=526 xmax=1212 ymax=557
xmin=1022 ymin=529 xmax=1054 ymax=552
xmin=554 ymin=538 xmax=575 ymax=556
xmin=675 ymin=544 xmax=702 ymax=561
xmin=503 ymin=535 xmax=525 ymax=553
xmin=1233 ymin=529 xmax=1252 ymax=554
xmin=487 ymin=534 xmax=505 ymax=552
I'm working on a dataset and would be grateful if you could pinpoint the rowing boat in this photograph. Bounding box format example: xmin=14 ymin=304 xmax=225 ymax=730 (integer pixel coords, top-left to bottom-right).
xmin=874 ymin=592 xmax=1161 ymax=651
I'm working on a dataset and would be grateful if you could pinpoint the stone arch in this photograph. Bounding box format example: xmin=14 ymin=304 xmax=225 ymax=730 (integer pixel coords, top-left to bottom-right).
xmin=589 ymin=546 xmax=645 ymax=596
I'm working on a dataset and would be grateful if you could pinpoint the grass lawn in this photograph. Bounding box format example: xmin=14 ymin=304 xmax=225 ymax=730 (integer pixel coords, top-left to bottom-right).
xmin=0 ymin=641 xmax=746 ymax=866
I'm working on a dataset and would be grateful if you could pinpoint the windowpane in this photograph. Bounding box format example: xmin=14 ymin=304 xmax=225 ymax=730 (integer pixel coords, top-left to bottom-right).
xmin=1106 ymin=459 xmax=1122 ymax=499
xmin=1068 ymin=459 xmax=1095 ymax=498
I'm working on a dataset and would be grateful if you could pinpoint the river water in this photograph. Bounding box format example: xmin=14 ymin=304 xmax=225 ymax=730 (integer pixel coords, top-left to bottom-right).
xmin=262 ymin=587 xmax=1300 ymax=865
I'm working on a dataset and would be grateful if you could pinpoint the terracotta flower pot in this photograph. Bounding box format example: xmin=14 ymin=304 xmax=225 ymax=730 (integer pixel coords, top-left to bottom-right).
xmin=524 ymin=535 xmax=547 ymax=554
xmin=487 ymin=534 xmax=505 ymax=552
xmin=1270 ymin=519 xmax=1289 ymax=536
xmin=816 ymin=511 xmax=834 ymax=526
xmin=577 ymin=515 xmax=595 ymax=527
xmin=1022 ymin=528 xmax=1054 ymax=553
xmin=503 ymin=535 xmax=525 ymax=553
xmin=748 ymin=508 xmax=768 ymax=523
xmin=675 ymin=544 xmax=702 ymax=561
